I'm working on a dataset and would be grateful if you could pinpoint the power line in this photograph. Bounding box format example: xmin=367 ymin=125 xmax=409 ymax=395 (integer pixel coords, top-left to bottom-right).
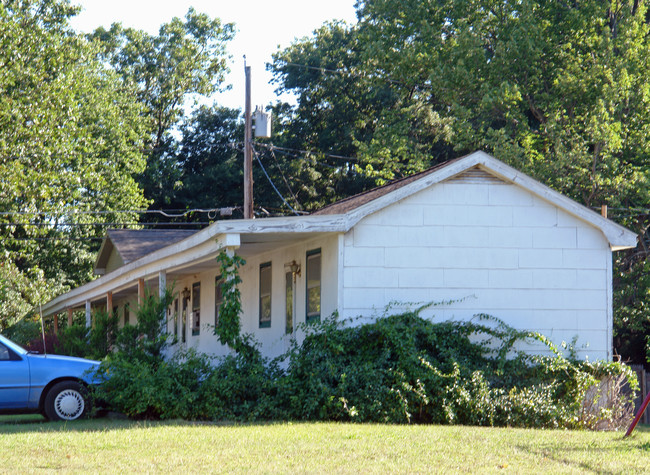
xmin=262 ymin=145 xmax=339 ymax=170
xmin=0 ymin=222 xmax=210 ymax=227
xmin=0 ymin=207 xmax=239 ymax=218
xmin=254 ymin=142 xmax=358 ymax=162
xmin=0 ymin=237 xmax=104 ymax=242
xmin=251 ymin=144 xmax=300 ymax=216
xmin=268 ymin=146 xmax=301 ymax=207
xmin=229 ymin=141 xmax=352 ymax=174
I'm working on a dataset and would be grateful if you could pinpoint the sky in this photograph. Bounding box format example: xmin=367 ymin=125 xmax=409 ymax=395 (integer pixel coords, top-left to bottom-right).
xmin=69 ymin=0 xmax=358 ymax=110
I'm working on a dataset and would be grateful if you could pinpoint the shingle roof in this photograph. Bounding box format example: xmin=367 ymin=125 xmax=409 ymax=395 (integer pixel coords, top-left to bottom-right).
xmin=311 ymin=157 xmax=463 ymax=215
xmin=106 ymin=229 xmax=198 ymax=264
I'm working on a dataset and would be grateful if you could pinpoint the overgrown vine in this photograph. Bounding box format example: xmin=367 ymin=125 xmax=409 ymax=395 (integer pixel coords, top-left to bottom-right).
xmin=214 ymin=249 xmax=246 ymax=349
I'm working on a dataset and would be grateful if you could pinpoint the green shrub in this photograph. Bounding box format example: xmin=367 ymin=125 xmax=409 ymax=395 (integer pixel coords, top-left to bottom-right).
xmin=273 ymin=311 xmax=637 ymax=428
xmin=89 ymin=262 xmax=637 ymax=430
xmin=53 ymin=310 xmax=119 ymax=360
xmin=93 ymin=349 xmax=214 ymax=419
xmin=55 ymin=324 xmax=90 ymax=357
xmin=88 ymin=310 xmax=119 ymax=360
xmin=3 ymin=317 xmax=42 ymax=346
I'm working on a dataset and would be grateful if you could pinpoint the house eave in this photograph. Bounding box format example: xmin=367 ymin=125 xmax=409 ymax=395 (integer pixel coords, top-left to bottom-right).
xmin=42 ymin=214 xmax=349 ymax=317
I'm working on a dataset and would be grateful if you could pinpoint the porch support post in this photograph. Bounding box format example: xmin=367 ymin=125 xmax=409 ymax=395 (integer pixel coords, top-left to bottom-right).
xmin=158 ymin=271 xmax=167 ymax=300
xmin=53 ymin=314 xmax=59 ymax=336
xmin=107 ymin=291 xmax=113 ymax=315
xmin=67 ymin=308 xmax=73 ymax=327
xmin=138 ymin=278 xmax=145 ymax=304
xmin=158 ymin=270 xmax=167 ymax=326
xmin=85 ymin=300 xmax=91 ymax=328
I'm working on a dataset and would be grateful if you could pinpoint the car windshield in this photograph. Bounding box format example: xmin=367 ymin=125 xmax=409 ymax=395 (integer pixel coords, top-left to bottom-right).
xmin=0 ymin=334 xmax=28 ymax=355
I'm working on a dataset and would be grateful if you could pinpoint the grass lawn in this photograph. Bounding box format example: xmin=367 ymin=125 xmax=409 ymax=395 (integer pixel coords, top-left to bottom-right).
xmin=1 ymin=415 xmax=649 ymax=473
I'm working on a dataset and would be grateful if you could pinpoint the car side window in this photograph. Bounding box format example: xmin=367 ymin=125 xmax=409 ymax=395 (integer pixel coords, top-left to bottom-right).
xmin=0 ymin=343 xmax=10 ymax=361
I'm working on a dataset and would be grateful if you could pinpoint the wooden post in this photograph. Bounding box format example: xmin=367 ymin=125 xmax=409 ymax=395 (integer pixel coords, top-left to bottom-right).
xmin=641 ymin=367 xmax=648 ymax=424
xmin=53 ymin=314 xmax=59 ymax=336
xmin=107 ymin=291 xmax=113 ymax=315
xmin=67 ymin=308 xmax=73 ymax=327
xmin=138 ymin=278 xmax=145 ymax=304
xmin=243 ymin=62 xmax=254 ymax=219
xmin=601 ymin=204 xmax=608 ymax=218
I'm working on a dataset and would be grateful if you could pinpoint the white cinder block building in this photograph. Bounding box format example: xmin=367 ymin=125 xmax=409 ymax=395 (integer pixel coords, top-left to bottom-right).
xmin=42 ymin=152 xmax=637 ymax=360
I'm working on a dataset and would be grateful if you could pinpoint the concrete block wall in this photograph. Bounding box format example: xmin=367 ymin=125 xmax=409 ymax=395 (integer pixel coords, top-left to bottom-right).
xmin=342 ymin=178 xmax=612 ymax=360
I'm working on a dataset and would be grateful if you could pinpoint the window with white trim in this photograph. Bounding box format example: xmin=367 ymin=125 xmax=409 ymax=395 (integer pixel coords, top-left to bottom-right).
xmin=191 ymin=282 xmax=201 ymax=336
xmin=285 ymin=270 xmax=293 ymax=334
xmin=259 ymin=262 xmax=272 ymax=328
xmin=306 ymin=249 xmax=321 ymax=323
xmin=215 ymin=275 xmax=224 ymax=326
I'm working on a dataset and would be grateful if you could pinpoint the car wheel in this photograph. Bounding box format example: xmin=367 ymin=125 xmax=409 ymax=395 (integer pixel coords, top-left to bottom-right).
xmin=43 ymin=381 xmax=89 ymax=421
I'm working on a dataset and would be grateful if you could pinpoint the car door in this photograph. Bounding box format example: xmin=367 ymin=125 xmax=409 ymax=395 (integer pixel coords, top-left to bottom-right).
xmin=0 ymin=341 xmax=30 ymax=409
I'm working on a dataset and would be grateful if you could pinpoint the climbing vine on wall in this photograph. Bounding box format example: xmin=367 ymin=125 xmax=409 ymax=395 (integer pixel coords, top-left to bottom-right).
xmin=214 ymin=249 xmax=246 ymax=348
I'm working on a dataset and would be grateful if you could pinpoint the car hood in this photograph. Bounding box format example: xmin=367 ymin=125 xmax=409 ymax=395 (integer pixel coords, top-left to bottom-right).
xmin=27 ymin=353 xmax=101 ymax=365
xmin=26 ymin=353 xmax=102 ymax=385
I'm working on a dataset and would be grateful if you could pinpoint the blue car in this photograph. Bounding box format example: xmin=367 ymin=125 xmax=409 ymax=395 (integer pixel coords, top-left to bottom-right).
xmin=0 ymin=334 xmax=100 ymax=421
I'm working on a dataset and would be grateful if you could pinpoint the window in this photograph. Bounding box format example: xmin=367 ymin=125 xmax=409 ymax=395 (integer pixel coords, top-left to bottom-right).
xmin=259 ymin=262 xmax=272 ymax=328
xmin=182 ymin=294 xmax=187 ymax=343
xmin=215 ymin=275 xmax=224 ymax=326
xmin=192 ymin=282 xmax=201 ymax=336
xmin=285 ymin=271 xmax=293 ymax=334
xmin=306 ymin=249 xmax=321 ymax=323
xmin=0 ymin=343 xmax=9 ymax=361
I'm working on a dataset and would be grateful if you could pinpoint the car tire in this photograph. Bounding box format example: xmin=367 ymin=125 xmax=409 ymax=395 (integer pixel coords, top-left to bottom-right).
xmin=43 ymin=381 xmax=89 ymax=421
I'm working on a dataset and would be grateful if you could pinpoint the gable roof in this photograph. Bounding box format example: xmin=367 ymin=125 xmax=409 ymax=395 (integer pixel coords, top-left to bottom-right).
xmin=42 ymin=151 xmax=637 ymax=318
xmin=313 ymin=151 xmax=637 ymax=250
xmin=313 ymin=157 xmax=464 ymax=216
xmin=94 ymin=229 xmax=198 ymax=275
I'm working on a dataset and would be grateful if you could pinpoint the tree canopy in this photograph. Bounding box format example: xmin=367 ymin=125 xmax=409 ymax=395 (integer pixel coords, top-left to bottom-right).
xmin=88 ymin=9 xmax=235 ymax=213
xmin=270 ymin=0 xmax=650 ymax=208
xmin=0 ymin=0 xmax=151 ymax=329
xmin=268 ymin=0 xmax=650 ymax=363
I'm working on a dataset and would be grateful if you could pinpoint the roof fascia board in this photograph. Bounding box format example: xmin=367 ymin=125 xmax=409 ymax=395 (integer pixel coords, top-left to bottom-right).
xmin=214 ymin=214 xmax=349 ymax=234
xmin=476 ymin=154 xmax=637 ymax=250
xmin=344 ymin=151 xmax=636 ymax=249
xmin=344 ymin=153 xmax=484 ymax=228
xmin=42 ymin=233 xmax=241 ymax=316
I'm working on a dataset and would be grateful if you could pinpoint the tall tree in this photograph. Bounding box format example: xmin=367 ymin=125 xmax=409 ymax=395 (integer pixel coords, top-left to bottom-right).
xmin=88 ymin=10 xmax=235 ymax=211
xmin=0 ymin=0 xmax=150 ymax=329
xmin=169 ymin=105 xmax=244 ymax=215
xmin=270 ymin=0 xmax=650 ymax=363
xmin=355 ymin=0 xmax=650 ymax=207
xmin=269 ymin=20 xmax=457 ymax=210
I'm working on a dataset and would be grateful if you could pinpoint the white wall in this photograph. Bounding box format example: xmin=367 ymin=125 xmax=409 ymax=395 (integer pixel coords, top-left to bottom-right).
xmin=124 ymin=234 xmax=343 ymax=360
xmin=236 ymin=234 xmax=340 ymax=359
xmin=342 ymin=177 xmax=613 ymax=360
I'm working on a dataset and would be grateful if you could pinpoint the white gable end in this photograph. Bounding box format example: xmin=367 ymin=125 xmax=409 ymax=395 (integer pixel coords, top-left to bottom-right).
xmin=343 ymin=166 xmax=615 ymax=359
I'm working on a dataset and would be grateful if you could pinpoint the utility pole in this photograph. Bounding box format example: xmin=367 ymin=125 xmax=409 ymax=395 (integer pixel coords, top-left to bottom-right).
xmin=243 ymin=60 xmax=254 ymax=219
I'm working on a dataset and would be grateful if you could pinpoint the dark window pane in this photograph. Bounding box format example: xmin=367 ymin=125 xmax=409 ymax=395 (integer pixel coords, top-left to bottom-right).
xmin=285 ymin=271 xmax=293 ymax=334
xmin=306 ymin=250 xmax=321 ymax=322
xmin=215 ymin=276 xmax=224 ymax=326
xmin=259 ymin=263 xmax=272 ymax=327
xmin=192 ymin=282 xmax=200 ymax=335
